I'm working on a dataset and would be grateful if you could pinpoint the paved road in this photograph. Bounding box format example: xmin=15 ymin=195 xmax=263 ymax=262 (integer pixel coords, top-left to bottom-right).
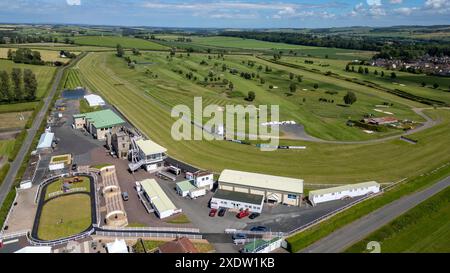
xmin=300 ymin=175 xmax=450 ymax=253
xmin=0 ymin=55 xmax=84 ymax=208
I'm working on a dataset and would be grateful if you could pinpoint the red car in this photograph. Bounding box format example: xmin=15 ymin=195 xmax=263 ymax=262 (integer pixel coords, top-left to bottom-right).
xmin=209 ymin=208 xmax=218 ymax=217
xmin=236 ymin=209 xmax=250 ymax=219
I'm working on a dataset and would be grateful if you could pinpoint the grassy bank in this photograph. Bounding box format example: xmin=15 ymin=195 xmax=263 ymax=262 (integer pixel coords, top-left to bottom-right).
xmin=286 ymin=162 xmax=450 ymax=252
xmin=345 ymin=186 xmax=450 ymax=253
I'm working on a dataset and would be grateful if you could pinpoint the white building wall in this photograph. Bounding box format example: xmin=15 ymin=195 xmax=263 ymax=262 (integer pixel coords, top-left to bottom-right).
xmin=311 ymin=185 xmax=380 ymax=205
xmin=210 ymin=197 xmax=263 ymax=213
xmin=189 ymin=188 xmax=206 ymax=198
xmin=194 ymin=174 xmax=214 ymax=189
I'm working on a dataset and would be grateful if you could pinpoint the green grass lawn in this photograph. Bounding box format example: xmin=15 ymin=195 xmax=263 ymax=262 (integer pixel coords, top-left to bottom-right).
xmin=345 ymin=186 xmax=450 ymax=253
xmin=280 ymin=56 xmax=450 ymax=105
xmin=121 ymin=51 xmax=422 ymax=141
xmin=37 ymin=193 xmax=91 ymax=240
xmin=165 ymin=213 xmax=191 ymax=224
xmin=44 ymin=177 xmax=91 ymax=200
xmin=73 ymin=36 xmax=169 ymax=50
xmin=286 ymin=162 xmax=450 ymax=252
xmin=76 ymin=52 xmax=450 ymax=184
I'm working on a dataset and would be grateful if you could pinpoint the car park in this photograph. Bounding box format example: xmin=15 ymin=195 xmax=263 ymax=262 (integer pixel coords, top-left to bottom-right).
xmin=209 ymin=208 xmax=218 ymax=217
xmin=121 ymin=192 xmax=129 ymax=201
xmin=236 ymin=209 xmax=250 ymax=219
xmin=250 ymin=226 xmax=268 ymax=232
xmin=218 ymin=208 xmax=226 ymax=217
xmin=248 ymin=212 xmax=260 ymax=219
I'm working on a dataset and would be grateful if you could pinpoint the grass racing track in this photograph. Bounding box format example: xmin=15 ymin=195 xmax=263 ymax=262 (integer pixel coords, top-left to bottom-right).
xmin=77 ymin=52 xmax=450 ymax=184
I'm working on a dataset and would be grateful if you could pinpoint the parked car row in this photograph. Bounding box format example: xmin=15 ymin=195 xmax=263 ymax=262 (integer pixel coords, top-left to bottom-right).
xmin=208 ymin=208 xmax=260 ymax=220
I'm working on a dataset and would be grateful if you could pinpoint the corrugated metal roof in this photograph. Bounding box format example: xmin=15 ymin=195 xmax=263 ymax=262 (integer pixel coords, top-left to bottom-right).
xmin=37 ymin=132 xmax=54 ymax=149
xmin=84 ymin=94 xmax=105 ymax=107
xmin=219 ymin=169 xmax=303 ymax=194
xmin=176 ymin=180 xmax=197 ymax=192
xmin=136 ymin=139 xmax=167 ymax=155
xmin=140 ymin=179 xmax=176 ymax=213
xmin=309 ymin=181 xmax=380 ymax=197
xmin=73 ymin=109 xmax=125 ymax=129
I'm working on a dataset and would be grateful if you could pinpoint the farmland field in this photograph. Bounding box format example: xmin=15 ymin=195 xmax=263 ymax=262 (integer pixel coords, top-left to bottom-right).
xmin=63 ymin=69 xmax=83 ymax=89
xmin=0 ymin=140 xmax=14 ymax=157
xmin=73 ymin=36 xmax=169 ymax=50
xmin=37 ymin=194 xmax=91 ymax=240
xmin=0 ymin=47 xmax=77 ymax=63
xmin=0 ymin=111 xmax=32 ymax=131
xmin=0 ymin=59 xmax=56 ymax=99
xmin=345 ymin=186 xmax=450 ymax=253
xmin=0 ymin=43 xmax=115 ymax=52
xmin=76 ymin=51 xmax=450 ymax=183
xmin=178 ymin=36 xmax=376 ymax=60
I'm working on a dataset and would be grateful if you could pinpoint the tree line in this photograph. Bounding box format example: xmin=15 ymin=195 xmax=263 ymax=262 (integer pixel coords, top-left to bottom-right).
xmin=7 ymin=48 xmax=44 ymax=65
xmin=0 ymin=68 xmax=38 ymax=103
xmin=219 ymin=31 xmax=450 ymax=60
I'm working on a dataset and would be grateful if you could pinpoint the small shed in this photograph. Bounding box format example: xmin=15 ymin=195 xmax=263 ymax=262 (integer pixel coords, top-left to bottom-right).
xmin=176 ymin=180 xmax=206 ymax=198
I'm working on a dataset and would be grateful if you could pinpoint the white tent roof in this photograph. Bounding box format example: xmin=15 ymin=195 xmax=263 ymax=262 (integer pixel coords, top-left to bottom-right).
xmin=37 ymin=132 xmax=54 ymax=149
xmin=84 ymin=94 xmax=105 ymax=107
xmin=15 ymin=246 xmax=52 ymax=253
xmin=106 ymin=239 xmax=128 ymax=253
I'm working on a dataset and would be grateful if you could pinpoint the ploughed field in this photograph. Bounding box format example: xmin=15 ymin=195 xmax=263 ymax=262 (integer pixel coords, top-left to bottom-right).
xmin=76 ymin=51 xmax=450 ymax=183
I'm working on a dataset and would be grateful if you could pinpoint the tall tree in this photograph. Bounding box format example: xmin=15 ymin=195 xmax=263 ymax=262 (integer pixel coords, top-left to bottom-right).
xmin=23 ymin=69 xmax=37 ymax=101
xmin=344 ymin=91 xmax=357 ymax=105
xmin=11 ymin=68 xmax=23 ymax=101
xmin=0 ymin=71 xmax=11 ymax=101
xmin=116 ymin=44 xmax=124 ymax=57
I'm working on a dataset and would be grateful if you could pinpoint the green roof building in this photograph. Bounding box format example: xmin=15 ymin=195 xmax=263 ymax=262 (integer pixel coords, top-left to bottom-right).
xmin=73 ymin=109 xmax=126 ymax=140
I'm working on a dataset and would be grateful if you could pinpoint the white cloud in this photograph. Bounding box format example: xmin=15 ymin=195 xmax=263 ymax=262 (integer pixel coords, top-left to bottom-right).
xmin=425 ymin=0 xmax=450 ymax=9
xmin=66 ymin=0 xmax=81 ymax=6
xmin=390 ymin=0 xmax=403 ymax=4
xmin=394 ymin=7 xmax=414 ymax=15
xmin=367 ymin=0 xmax=382 ymax=6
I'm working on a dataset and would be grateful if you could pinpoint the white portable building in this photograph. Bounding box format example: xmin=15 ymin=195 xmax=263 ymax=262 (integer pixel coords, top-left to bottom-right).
xmin=309 ymin=181 xmax=380 ymax=206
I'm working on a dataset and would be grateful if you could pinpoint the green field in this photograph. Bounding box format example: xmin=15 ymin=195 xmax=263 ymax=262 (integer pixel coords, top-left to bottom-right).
xmin=63 ymin=69 xmax=83 ymax=89
xmin=0 ymin=111 xmax=32 ymax=131
xmin=76 ymin=51 xmax=450 ymax=183
xmin=165 ymin=36 xmax=376 ymax=60
xmin=121 ymin=51 xmax=423 ymax=141
xmin=37 ymin=193 xmax=91 ymax=240
xmin=1 ymin=43 xmax=114 ymax=52
xmin=0 ymin=59 xmax=56 ymax=99
xmin=44 ymin=177 xmax=91 ymax=200
xmin=73 ymin=36 xmax=169 ymax=50
xmin=279 ymin=56 xmax=450 ymax=105
xmin=0 ymin=140 xmax=14 ymax=158
xmin=346 ymin=186 xmax=450 ymax=253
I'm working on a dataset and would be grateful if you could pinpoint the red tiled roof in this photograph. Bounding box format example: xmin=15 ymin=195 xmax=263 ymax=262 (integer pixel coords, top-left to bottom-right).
xmin=158 ymin=237 xmax=199 ymax=253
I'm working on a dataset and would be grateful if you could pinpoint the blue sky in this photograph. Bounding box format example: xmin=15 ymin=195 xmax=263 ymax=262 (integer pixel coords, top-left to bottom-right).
xmin=0 ymin=0 xmax=449 ymax=28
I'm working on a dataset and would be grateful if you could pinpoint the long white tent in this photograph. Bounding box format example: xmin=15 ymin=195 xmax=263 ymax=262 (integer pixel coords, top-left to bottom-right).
xmin=84 ymin=94 xmax=105 ymax=107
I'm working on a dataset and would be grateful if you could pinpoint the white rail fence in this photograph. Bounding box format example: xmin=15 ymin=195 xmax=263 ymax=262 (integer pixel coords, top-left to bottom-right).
xmin=95 ymin=231 xmax=202 ymax=240
xmin=0 ymin=230 xmax=29 ymax=241
xmin=101 ymin=226 xmax=200 ymax=233
xmin=27 ymin=228 xmax=95 ymax=247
